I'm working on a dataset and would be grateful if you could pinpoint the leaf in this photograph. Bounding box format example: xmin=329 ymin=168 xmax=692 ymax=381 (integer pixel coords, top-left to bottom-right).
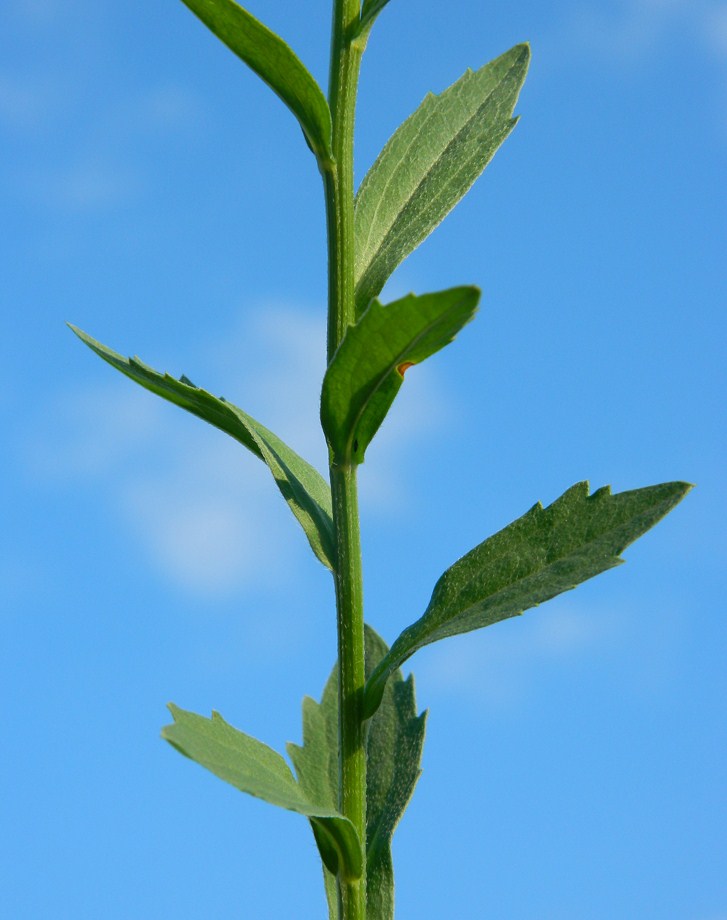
xmin=179 ymin=0 xmax=333 ymax=162
xmin=287 ymin=656 xmax=340 ymax=916
xmin=354 ymin=43 xmax=530 ymax=314
xmin=69 ymin=325 xmax=335 ymax=570
xmin=288 ymin=626 xmax=426 ymax=919
xmin=321 ymin=286 xmax=479 ymax=464
xmin=359 ymin=0 xmax=393 ymax=35
xmin=364 ymin=480 xmax=692 ymax=718
xmin=364 ymin=628 xmax=426 ymax=920
xmin=163 ymin=705 xmax=362 ymax=882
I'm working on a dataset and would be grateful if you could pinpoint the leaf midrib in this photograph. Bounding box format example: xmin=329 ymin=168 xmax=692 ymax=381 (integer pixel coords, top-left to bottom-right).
xmin=355 ymin=86 xmax=444 ymax=267
xmin=378 ymin=117 xmax=515 ymax=263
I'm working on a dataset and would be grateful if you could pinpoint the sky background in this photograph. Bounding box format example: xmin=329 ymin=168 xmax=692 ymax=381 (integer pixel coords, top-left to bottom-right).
xmin=2 ymin=0 xmax=725 ymax=917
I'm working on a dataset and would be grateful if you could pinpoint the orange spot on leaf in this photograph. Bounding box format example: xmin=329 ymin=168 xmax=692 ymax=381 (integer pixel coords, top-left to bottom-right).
xmin=397 ymin=361 xmax=415 ymax=377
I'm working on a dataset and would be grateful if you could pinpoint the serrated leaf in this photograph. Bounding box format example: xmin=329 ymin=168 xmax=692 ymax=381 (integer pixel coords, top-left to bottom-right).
xmin=179 ymin=0 xmax=333 ymax=162
xmin=287 ymin=657 xmax=340 ymax=916
xmin=364 ymin=628 xmax=426 ymax=920
xmin=354 ymin=43 xmax=530 ymax=314
xmin=69 ymin=325 xmax=335 ymax=570
xmin=162 ymin=705 xmax=362 ymax=881
xmin=288 ymin=626 xmax=425 ymax=919
xmin=365 ymin=480 xmax=692 ymax=717
xmin=321 ymin=286 xmax=480 ymax=464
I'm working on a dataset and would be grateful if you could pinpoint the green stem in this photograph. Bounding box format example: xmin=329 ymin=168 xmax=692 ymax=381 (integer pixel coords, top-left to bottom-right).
xmin=324 ymin=2 xmax=366 ymax=919
xmin=325 ymin=0 xmax=364 ymax=363
xmin=331 ymin=465 xmax=366 ymax=920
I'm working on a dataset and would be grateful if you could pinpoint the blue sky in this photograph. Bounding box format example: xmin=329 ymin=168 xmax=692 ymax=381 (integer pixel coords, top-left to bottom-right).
xmin=2 ymin=0 xmax=725 ymax=917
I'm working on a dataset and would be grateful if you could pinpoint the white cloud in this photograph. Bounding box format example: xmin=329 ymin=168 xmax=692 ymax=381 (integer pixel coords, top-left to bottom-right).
xmin=212 ymin=305 xmax=330 ymax=469
xmin=24 ymin=160 xmax=140 ymax=210
xmin=30 ymin=384 xmax=161 ymax=478
xmin=121 ymin=440 xmax=288 ymax=596
xmin=30 ymin=306 xmax=450 ymax=595
xmin=416 ymin=601 xmax=625 ymax=713
xmin=703 ymin=4 xmax=727 ymax=55
xmin=414 ymin=592 xmax=687 ymax=714
xmin=556 ymin=0 xmax=727 ymax=61
xmin=10 ymin=81 xmax=202 ymax=210
xmin=132 ymin=84 xmax=203 ymax=133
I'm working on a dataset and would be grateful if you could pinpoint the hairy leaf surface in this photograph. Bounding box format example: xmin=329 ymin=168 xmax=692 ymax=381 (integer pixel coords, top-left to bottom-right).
xmin=179 ymin=0 xmax=332 ymax=161
xmin=365 ymin=481 xmax=691 ymax=717
xmin=70 ymin=326 xmax=335 ymax=569
xmin=163 ymin=705 xmax=362 ymax=881
xmin=321 ymin=286 xmax=479 ymax=464
xmin=288 ymin=655 xmax=340 ymax=915
xmin=364 ymin=628 xmax=426 ymax=920
xmin=354 ymin=43 xmax=529 ymax=313
xmin=289 ymin=626 xmax=426 ymax=919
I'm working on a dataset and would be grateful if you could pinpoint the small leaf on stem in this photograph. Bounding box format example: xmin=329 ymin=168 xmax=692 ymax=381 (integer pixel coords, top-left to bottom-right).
xmin=321 ymin=286 xmax=480 ymax=464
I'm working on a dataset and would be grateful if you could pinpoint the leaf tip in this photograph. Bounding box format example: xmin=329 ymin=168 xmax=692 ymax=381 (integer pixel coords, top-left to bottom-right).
xmin=67 ymin=323 xmax=92 ymax=346
xmin=503 ymin=42 xmax=532 ymax=73
xmin=165 ymin=702 xmax=182 ymax=721
xmin=160 ymin=703 xmax=182 ymax=744
xmin=658 ymin=480 xmax=694 ymax=512
xmin=675 ymin=480 xmax=695 ymax=496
